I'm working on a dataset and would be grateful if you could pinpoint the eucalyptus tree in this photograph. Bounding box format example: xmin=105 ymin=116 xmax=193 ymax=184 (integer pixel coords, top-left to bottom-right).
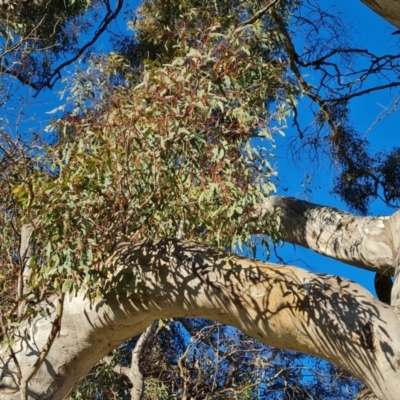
xmin=0 ymin=0 xmax=125 ymax=92
xmin=1 ymin=1 xmax=400 ymax=400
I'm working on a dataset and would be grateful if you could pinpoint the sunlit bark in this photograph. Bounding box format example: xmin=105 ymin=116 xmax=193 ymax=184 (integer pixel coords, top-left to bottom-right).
xmin=259 ymin=196 xmax=399 ymax=276
xmin=1 ymin=238 xmax=400 ymax=400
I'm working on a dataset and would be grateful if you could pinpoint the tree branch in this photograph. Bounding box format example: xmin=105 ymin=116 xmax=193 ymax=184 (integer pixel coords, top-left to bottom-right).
xmin=234 ymin=0 xmax=280 ymax=34
xmin=325 ymin=81 xmax=400 ymax=104
xmin=362 ymin=0 xmax=400 ymax=29
xmin=128 ymin=323 xmax=154 ymax=400
xmin=37 ymin=0 xmax=123 ymax=92
xmin=20 ymin=294 xmax=64 ymax=400
xmin=103 ymin=322 xmax=156 ymax=399
xmin=258 ymin=196 xmax=399 ymax=276
xmin=17 ymin=224 xmax=34 ymax=317
xmin=0 ymin=66 xmax=39 ymax=91
xmin=0 ymin=239 xmax=399 ymax=399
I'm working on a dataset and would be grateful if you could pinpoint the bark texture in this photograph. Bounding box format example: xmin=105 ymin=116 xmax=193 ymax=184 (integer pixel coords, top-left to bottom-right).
xmin=1 ymin=237 xmax=400 ymax=400
xmin=362 ymin=0 xmax=400 ymax=29
xmin=354 ymin=386 xmax=379 ymax=400
xmin=259 ymin=196 xmax=400 ymax=310
xmin=259 ymin=196 xmax=399 ymax=276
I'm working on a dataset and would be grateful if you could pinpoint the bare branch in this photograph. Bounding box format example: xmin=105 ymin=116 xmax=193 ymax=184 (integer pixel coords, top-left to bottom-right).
xmin=325 ymin=81 xmax=400 ymax=104
xmin=38 ymin=0 xmax=124 ymax=92
xmin=0 ymin=66 xmax=39 ymax=91
xmin=129 ymin=323 xmax=154 ymax=400
xmin=234 ymin=0 xmax=280 ymax=34
xmin=108 ymin=323 xmax=155 ymax=400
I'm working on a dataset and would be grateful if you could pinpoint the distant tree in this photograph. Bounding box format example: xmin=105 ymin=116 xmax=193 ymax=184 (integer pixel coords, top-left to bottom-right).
xmin=0 ymin=0 xmax=123 ymax=91
xmin=71 ymin=318 xmax=361 ymax=399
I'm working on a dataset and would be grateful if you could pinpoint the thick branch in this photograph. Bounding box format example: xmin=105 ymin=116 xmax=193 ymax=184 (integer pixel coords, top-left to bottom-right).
xmin=259 ymin=196 xmax=399 ymax=276
xmin=0 ymin=239 xmax=399 ymax=400
xmin=129 ymin=323 xmax=154 ymax=400
xmin=362 ymin=0 xmax=400 ymax=29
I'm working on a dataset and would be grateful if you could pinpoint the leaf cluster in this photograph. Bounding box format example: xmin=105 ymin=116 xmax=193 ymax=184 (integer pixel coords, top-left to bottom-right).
xmin=0 ymin=0 xmax=121 ymax=91
xmin=11 ymin=4 xmax=296 ymax=299
xmin=331 ymin=122 xmax=400 ymax=214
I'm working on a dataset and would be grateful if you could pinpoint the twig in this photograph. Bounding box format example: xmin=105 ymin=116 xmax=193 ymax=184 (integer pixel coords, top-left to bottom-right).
xmin=364 ymin=94 xmax=400 ymax=138
xmin=234 ymin=0 xmax=281 ymax=35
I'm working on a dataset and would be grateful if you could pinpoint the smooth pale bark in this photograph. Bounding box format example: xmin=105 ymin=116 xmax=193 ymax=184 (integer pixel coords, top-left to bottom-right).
xmin=18 ymin=224 xmax=34 ymax=318
xmin=259 ymin=196 xmax=399 ymax=276
xmin=123 ymin=322 xmax=154 ymax=400
xmin=1 ymin=239 xmax=400 ymax=400
xmin=362 ymin=0 xmax=400 ymax=28
xmin=260 ymin=196 xmax=400 ymax=309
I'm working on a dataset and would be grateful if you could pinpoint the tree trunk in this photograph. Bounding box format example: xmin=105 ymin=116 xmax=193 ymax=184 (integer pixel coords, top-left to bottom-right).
xmin=1 ymin=237 xmax=400 ymax=400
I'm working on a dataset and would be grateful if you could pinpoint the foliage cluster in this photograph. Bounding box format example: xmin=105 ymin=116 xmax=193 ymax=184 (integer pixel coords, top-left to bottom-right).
xmin=3 ymin=1 xmax=298 ymax=313
xmin=3 ymin=0 xmax=392 ymax=397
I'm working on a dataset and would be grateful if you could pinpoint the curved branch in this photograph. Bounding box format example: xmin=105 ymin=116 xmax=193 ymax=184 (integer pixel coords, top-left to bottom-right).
xmin=0 ymin=239 xmax=399 ymax=399
xmin=259 ymin=196 xmax=399 ymax=275
xmin=112 ymin=323 xmax=154 ymax=400
xmin=37 ymin=0 xmax=123 ymax=92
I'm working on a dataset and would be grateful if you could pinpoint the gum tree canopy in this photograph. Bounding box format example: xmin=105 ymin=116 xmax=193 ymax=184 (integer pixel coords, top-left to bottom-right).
xmin=1 ymin=0 xmax=400 ymax=399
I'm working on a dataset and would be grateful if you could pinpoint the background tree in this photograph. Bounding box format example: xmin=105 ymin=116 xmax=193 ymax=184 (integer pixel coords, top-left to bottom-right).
xmin=71 ymin=319 xmax=361 ymax=399
xmin=0 ymin=0 xmax=125 ymax=91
